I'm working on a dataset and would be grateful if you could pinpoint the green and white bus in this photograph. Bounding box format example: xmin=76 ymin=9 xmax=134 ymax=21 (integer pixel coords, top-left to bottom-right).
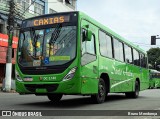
xmin=149 ymin=69 xmax=160 ymax=88
xmin=15 ymin=11 xmax=149 ymax=103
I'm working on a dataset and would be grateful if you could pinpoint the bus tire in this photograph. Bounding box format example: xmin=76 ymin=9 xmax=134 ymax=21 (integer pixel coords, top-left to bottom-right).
xmin=125 ymin=80 xmax=139 ymax=98
xmin=91 ymin=78 xmax=106 ymax=104
xmin=47 ymin=94 xmax=63 ymax=103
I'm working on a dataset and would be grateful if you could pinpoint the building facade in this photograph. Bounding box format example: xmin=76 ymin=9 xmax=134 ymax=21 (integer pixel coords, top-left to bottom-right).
xmin=0 ymin=0 xmax=76 ymax=83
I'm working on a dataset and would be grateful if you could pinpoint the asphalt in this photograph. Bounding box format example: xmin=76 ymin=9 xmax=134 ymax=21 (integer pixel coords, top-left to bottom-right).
xmin=0 ymin=87 xmax=160 ymax=119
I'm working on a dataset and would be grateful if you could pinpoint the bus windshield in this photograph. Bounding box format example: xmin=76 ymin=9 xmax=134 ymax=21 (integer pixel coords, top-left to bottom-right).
xmin=18 ymin=24 xmax=77 ymax=67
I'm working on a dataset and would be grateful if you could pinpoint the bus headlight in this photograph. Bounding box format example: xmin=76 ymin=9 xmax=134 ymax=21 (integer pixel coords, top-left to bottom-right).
xmin=63 ymin=67 xmax=77 ymax=81
xmin=15 ymin=70 xmax=23 ymax=82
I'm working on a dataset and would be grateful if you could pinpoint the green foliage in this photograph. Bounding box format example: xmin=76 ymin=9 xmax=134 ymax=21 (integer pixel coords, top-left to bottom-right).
xmin=147 ymin=47 xmax=160 ymax=69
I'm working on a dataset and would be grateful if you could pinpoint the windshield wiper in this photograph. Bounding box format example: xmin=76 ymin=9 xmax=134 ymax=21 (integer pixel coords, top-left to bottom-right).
xmin=48 ymin=24 xmax=62 ymax=56
xmin=56 ymin=29 xmax=76 ymax=56
xmin=49 ymin=24 xmax=62 ymax=44
xmin=30 ymin=28 xmax=40 ymax=58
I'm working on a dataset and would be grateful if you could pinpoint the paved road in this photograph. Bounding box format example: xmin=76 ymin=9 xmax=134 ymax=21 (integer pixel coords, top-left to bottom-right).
xmin=0 ymin=89 xmax=160 ymax=119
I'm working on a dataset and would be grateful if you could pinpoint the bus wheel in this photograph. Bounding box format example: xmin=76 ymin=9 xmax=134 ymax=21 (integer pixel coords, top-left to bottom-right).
xmin=47 ymin=94 xmax=63 ymax=103
xmin=91 ymin=78 xmax=106 ymax=104
xmin=125 ymin=80 xmax=139 ymax=98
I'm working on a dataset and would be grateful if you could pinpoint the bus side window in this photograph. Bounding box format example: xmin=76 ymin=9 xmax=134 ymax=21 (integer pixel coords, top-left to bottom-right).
xmin=113 ymin=38 xmax=124 ymax=62
xmin=86 ymin=35 xmax=96 ymax=54
xmin=124 ymin=44 xmax=133 ymax=64
xmin=81 ymin=29 xmax=96 ymax=65
xmin=133 ymin=49 xmax=140 ymax=66
xmin=81 ymin=29 xmax=96 ymax=55
xmin=140 ymin=53 xmax=147 ymax=68
xmin=99 ymin=30 xmax=113 ymax=58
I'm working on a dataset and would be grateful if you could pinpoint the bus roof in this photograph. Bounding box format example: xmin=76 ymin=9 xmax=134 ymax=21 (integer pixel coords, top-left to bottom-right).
xmin=22 ymin=11 xmax=146 ymax=54
xmin=22 ymin=11 xmax=78 ymax=21
xmin=150 ymin=69 xmax=160 ymax=73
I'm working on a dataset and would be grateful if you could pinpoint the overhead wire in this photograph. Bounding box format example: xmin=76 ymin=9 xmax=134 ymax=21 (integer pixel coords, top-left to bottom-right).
xmin=20 ymin=0 xmax=37 ymax=18
xmin=15 ymin=0 xmax=37 ymax=20
xmin=132 ymin=42 xmax=160 ymax=47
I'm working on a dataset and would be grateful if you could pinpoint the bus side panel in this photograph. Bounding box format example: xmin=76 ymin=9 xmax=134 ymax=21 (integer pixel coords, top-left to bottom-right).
xmin=157 ymin=78 xmax=160 ymax=88
xmin=80 ymin=63 xmax=99 ymax=94
xmin=132 ymin=66 xmax=141 ymax=90
xmin=112 ymin=60 xmax=129 ymax=92
xmin=140 ymin=68 xmax=149 ymax=90
xmin=155 ymin=78 xmax=160 ymax=88
xmin=149 ymin=78 xmax=155 ymax=88
xmin=80 ymin=19 xmax=99 ymax=94
xmin=120 ymin=63 xmax=134 ymax=92
xmin=98 ymin=57 xmax=115 ymax=93
xmin=99 ymin=59 xmax=133 ymax=93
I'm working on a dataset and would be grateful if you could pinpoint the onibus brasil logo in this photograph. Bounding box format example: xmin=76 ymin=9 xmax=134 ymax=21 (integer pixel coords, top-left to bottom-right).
xmin=1 ymin=111 xmax=42 ymax=116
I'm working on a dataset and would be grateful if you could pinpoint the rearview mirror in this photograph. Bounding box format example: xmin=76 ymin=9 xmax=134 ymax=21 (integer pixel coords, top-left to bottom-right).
xmin=82 ymin=25 xmax=92 ymax=41
xmin=86 ymin=29 xmax=92 ymax=41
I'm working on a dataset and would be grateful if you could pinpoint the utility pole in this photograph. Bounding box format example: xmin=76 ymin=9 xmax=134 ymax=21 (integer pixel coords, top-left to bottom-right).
xmin=3 ymin=0 xmax=15 ymax=92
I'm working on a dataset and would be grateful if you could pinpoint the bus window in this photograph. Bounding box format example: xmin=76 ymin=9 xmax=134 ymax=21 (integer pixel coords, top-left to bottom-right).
xmin=81 ymin=29 xmax=96 ymax=65
xmin=106 ymin=35 xmax=113 ymax=58
xmin=124 ymin=44 xmax=133 ymax=64
xmin=140 ymin=53 xmax=147 ymax=68
xmin=99 ymin=30 xmax=113 ymax=58
xmin=23 ymin=31 xmax=33 ymax=56
xmin=82 ymin=29 xmax=96 ymax=55
xmin=119 ymin=42 xmax=124 ymax=62
xmin=113 ymin=38 xmax=124 ymax=62
xmin=133 ymin=49 xmax=140 ymax=66
xmin=86 ymin=35 xmax=96 ymax=54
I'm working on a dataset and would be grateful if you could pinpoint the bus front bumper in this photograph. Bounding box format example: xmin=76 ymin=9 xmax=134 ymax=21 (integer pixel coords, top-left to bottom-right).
xmin=16 ymin=80 xmax=81 ymax=94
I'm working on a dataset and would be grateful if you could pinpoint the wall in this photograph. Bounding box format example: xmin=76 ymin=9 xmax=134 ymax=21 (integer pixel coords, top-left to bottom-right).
xmin=47 ymin=0 xmax=76 ymax=13
xmin=0 ymin=33 xmax=18 ymax=64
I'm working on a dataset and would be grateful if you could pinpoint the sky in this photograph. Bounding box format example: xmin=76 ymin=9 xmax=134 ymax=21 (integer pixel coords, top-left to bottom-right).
xmin=77 ymin=0 xmax=160 ymax=51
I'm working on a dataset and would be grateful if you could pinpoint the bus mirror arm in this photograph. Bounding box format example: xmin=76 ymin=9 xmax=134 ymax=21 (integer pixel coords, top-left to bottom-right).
xmin=82 ymin=25 xmax=92 ymax=41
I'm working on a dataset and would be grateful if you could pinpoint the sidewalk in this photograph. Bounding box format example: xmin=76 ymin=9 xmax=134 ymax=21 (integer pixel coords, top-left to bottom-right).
xmin=0 ymin=83 xmax=17 ymax=93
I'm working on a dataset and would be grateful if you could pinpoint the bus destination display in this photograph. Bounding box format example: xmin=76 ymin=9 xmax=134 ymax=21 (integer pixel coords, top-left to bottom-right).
xmin=23 ymin=15 xmax=70 ymax=27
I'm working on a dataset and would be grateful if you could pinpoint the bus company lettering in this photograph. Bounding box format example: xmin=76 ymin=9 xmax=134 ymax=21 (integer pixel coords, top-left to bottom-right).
xmin=33 ymin=16 xmax=68 ymax=26
xmin=124 ymin=71 xmax=133 ymax=77
xmin=113 ymin=69 xmax=133 ymax=77
xmin=114 ymin=69 xmax=122 ymax=75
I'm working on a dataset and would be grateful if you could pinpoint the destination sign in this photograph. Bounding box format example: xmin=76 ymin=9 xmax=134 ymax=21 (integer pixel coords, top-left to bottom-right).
xmin=23 ymin=15 xmax=70 ymax=27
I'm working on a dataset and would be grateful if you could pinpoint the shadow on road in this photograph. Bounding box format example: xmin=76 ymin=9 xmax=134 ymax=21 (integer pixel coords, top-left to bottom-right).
xmin=17 ymin=94 xmax=145 ymax=108
xmin=19 ymin=96 xmax=93 ymax=108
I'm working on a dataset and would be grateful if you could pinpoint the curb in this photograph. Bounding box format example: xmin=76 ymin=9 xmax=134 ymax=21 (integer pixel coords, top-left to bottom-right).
xmin=0 ymin=87 xmax=17 ymax=93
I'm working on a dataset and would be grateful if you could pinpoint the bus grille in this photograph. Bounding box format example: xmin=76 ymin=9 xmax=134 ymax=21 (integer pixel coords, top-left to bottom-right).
xmin=24 ymin=84 xmax=59 ymax=92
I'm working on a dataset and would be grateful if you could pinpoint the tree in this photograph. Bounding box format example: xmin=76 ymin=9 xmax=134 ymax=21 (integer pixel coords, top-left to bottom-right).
xmin=147 ymin=47 xmax=160 ymax=70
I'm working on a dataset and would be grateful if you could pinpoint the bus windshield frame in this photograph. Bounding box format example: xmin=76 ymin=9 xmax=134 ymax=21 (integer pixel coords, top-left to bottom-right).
xmin=17 ymin=12 xmax=78 ymax=69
